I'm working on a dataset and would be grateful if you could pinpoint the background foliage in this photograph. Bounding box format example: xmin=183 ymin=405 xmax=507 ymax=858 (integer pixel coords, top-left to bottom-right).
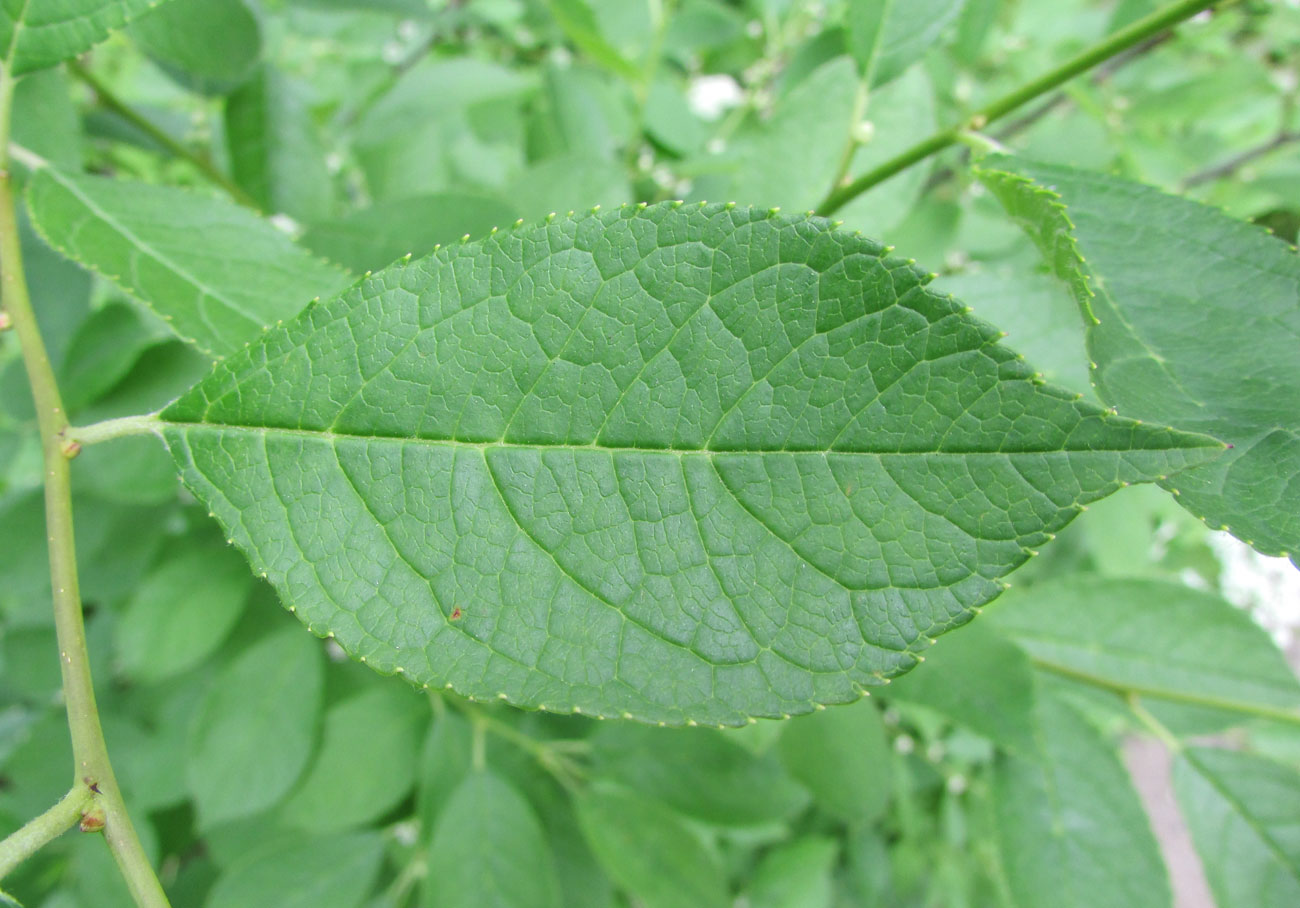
xmin=2 ymin=1 xmax=1299 ymax=906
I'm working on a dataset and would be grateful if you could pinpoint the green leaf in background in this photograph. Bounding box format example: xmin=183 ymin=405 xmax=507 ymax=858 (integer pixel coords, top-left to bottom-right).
xmin=547 ymin=0 xmax=642 ymax=83
xmin=588 ymin=723 xmax=809 ymax=826
xmin=158 ymin=202 xmax=1219 ymax=725
xmin=279 ymin=683 xmax=427 ymax=832
xmin=425 ymin=770 xmax=562 ymax=908
xmin=845 ymin=0 xmax=891 ymax=81
xmin=225 ymin=64 xmax=335 ymax=222
xmin=24 ymin=167 xmax=353 ymax=357
xmin=708 ymin=57 xmax=857 ymax=211
xmin=299 ymin=192 xmax=518 ymax=275
xmin=936 ymin=267 xmax=1092 ymax=398
xmin=871 ymin=0 xmax=966 ymax=86
xmin=1173 ymin=747 xmax=1300 ymax=908
xmin=576 ymin=784 xmax=728 ymax=908
xmin=126 ymin=0 xmax=261 ymax=95
xmin=988 ymin=578 xmax=1300 ymax=722
xmin=58 ymin=301 xmax=171 ymax=411
xmin=976 ymin=156 xmax=1300 ymax=566
xmin=836 ymin=65 xmax=937 ymax=238
xmin=115 ymin=535 xmax=254 ymax=683
xmin=11 ymin=68 xmax=82 ymax=167
xmin=778 ymin=699 xmax=891 ymax=825
xmin=749 ymin=837 xmax=838 ymax=908
xmin=887 ymin=620 xmax=1038 ymax=755
xmin=205 ymin=831 xmax=385 ymax=908
xmin=992 ymin=692 xmax=1171 ymax=908
xmin=186 ymin=628 xmax=324 ymax=827
xmin=0 ymin=0 xmax=156 ymax=76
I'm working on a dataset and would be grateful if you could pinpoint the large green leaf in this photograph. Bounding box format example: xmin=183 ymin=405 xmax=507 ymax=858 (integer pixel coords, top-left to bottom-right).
xmin=159 ymin=203 xmax=1218 ymax=726
xmin=988 ymin=578 xmax=1300 ymax=722
xmin=25 ymin=167 xmax=352 ymax=358
xmin=992 ymin=692 xmax=1171 ymax=908
xmin=0 ymin=0 xmax=157 ymax=76
xmin=1173 ymin=747 xmax=1300 ymax=908
xmin=425 ymin=770 xmax=562 ymax=908
xmin=976 ymin=156 xmax=1300 ymax=565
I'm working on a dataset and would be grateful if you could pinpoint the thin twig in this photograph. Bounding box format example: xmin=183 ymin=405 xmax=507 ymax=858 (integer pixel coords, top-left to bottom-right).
xmin=816 ymin=0 xmax=1228 ymax=215
xmin=1180 ymin=131 xmax=1300 ymax=188
xmin=67 ymin=59 xmax=258 ymax=209
xmin=0 ymin=785 xmax=94 ymax=883
xmin=0 ymin=66 xmax=171 ymax=907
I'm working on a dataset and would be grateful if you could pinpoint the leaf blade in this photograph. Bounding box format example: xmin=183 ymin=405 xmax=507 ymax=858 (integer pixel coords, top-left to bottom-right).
xmin=24 ymin=167 xmax=353 ymax=358
xmin=976 ymin=155 xmax=1300 ymax=565
xmin=162 ymin=203 xmax=1221 ymax=725
xmin=1 ymin=0 xmax=157 ymax=76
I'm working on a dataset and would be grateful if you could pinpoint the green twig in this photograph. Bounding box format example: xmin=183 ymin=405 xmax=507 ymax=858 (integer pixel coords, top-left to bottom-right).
xmin=816 ymin=0 xmax=1226 ymax=215
xmin=1032 ymin=658 xmax=1300 ymax=728
xmin=67 ymin=60 xmax=258 ymax=209
xmin=443 ymin=697 xmax=587 ymax=791
xmin=0 ymin=67 xmax=171 ymax=908
xmin=0 ymin=785 xmax=94 ymax=883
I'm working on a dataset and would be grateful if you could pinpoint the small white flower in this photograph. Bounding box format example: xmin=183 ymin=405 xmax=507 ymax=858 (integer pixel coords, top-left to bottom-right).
xmin=688 ymin=74 xmax=744 ymax=121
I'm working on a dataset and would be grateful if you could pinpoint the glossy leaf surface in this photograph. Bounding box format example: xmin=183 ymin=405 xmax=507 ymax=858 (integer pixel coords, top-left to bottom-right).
xmin=161 ymin=203 xmax=1218 ymax=725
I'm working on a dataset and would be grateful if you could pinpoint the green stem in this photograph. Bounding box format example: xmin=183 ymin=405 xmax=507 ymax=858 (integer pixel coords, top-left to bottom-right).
xmin=816 ymin=0 xmax=1226 ymax=215
xmin=0 ymin=785 xmax=94 ymax=882
xmin=1127 ymin=694 xmax=1184 ymax=752
xmin=443 ymin=697 xmax=585 ymax=791
xmin=1032 ymin=659 xmax=1300 ymax=728
xmin=67 ymin=413 xmax=162 ymax=446
xmin=0 ymin=69 xmax=171 ymax=908
xmin=66 ymin=60 xmax=258 ymax=210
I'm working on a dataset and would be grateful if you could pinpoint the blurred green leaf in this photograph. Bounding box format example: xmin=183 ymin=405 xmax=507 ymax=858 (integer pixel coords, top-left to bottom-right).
xmin=992 ymin=691 xmax=1171 ymax=908
xmin=589 ymin=723 xmax=809 ymax=826
xmin=989 ymin=577 xmax=1300 ymax=721
xmin=300 ymin=192 xmax=518 ymax=274
xmin=225 ymin=64 xmax=335 ymax=222
xmin=778 ymin=700 xmax=891 ymax=825
xmin=576 ymin=783 xmax=729 ymax=908
xmin=115 ymin=536 xmax=255 ymax=683
xmin=425 ymin=770 xmax=563 ymax=908
xmin=186 ymin=628 xmax=325 ymax=827
xmin=279 ymin=684 xmax=427 ymax=832
xmin=206 ymin=831 xmax=385 ymax=908
xmin=888 ymin=621 xmax=1038 ymax=755
xmin=547 ymin=0 xmax=642 ymax=82
xmin=0 ymin=0 xmax=156 ymax=75
xmin=1173 ymin=747 xmax=1300 ymax=908
xmin=749 ymin=836 xmax=839 ymax=908
xmin=127 ymin=0 xmax=262 ymax=95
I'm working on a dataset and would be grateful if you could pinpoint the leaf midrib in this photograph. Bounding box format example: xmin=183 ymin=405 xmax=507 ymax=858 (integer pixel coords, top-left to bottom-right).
xmin=161 ymin=419 xmax=1210 ymax=457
